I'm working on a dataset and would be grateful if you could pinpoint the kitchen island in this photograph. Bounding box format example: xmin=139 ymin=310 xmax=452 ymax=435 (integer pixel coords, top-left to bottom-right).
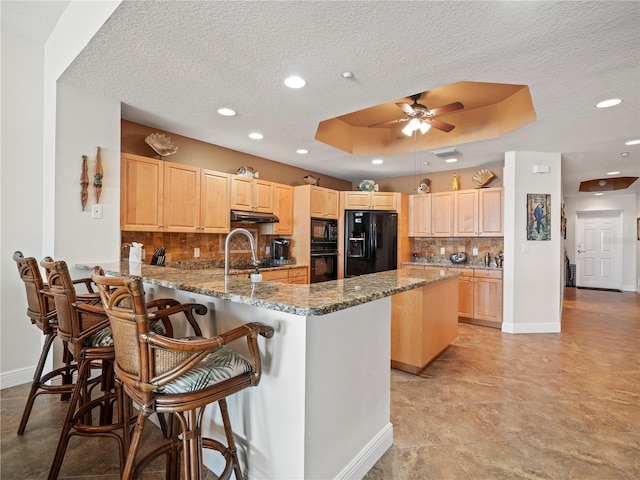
xmin=78 ymin=262 xmax=458 ymax=480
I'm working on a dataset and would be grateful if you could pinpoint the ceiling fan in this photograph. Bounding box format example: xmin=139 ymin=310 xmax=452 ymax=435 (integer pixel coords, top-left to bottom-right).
xmin=369 ymin=93 xmax=464 ymax=135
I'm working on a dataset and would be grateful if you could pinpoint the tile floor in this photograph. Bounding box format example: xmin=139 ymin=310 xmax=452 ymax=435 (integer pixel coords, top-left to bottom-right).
xmin=1 ymin=287 xmax=638 ymax=479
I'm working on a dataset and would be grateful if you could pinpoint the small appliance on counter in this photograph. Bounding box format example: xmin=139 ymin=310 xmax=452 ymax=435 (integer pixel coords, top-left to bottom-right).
xmin=272 ymin=238 xmax=293 ymax=266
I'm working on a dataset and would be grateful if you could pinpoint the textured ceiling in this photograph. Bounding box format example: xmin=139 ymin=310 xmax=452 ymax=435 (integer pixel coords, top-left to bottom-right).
xmin=3 ymin=1 xmax=639 ymax=197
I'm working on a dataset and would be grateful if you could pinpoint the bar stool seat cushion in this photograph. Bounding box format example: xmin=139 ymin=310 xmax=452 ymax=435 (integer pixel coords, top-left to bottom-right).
xmin=156 ymin=347 xmax=251 ymax=395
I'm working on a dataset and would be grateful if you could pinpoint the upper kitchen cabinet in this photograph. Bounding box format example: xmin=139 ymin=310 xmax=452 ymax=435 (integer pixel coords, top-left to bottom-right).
xmin=309 ymin=186 xmax=339 ymax=219
xmin=163 ymin=162 xmax=200 ymax=232
xmin=121 ymin=153 xmax=164 ymax=232
xmin=163 ymin=162 xmax=231 ymax=233
xmin=453 ymin=187 xmax=504 ymax=237
xmin=453 ymin=190 xmax=478 ymax=236
xmin=199 ymin=169 xmax=230 ymax=233
xmin=478 ymin=187 xmax=503 ymax=236
xmin=342 ymin=191 xmax=397 ymax=211
xmin=431 ymin=192 xmax=453 ymax=237
xmin=121 ymin=154 xmax=230 ymax=233
xmin=408 ymin=194 xmax=431 ymax=237
xmin=260 ymin=183 xmax=294 ymax=235
xmin=230 ymin=175 xmax=274 ymax=213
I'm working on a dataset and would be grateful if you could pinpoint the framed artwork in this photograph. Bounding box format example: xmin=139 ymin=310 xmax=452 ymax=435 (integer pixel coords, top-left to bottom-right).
xmin=527 ymin=193 xmax=551 ymax=241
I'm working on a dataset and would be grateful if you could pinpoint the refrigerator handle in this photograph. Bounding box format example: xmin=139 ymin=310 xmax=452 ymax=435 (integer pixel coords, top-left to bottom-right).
xmin=370 ymin=223 xmax=377 ymax=258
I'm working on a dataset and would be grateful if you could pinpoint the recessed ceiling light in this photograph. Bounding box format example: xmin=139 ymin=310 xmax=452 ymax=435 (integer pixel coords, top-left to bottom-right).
xmin=284 ymin=76 xmax=306 ymax=88
xmin=296 ymin=149 xmax=308 ymax=154
xmin=598 ymin=179 xmax=607 ymax=187
xmin=594 ymin=193 xmax=604 ymax=196
xmin=342 ymin=72 xmax=353 ymax=79
xmin=621 ymin=152 xmax=629 ymax=157
xmin=249 ymin=132 xmax=263 ymax=140
xmin=595 ymin=98 xmax=622 ymax=108
xmin=445 ymin=158 xmax=458 ymax=163
xmin=423 ymin=161 xmax=430 ymax=166
xmin=217 ymin=108 xmax=236 ymax=116
xmin=625 ymin=139 xmax=640 ymax=146
xmin=607 ymin=171 xmax=620 ymax=175
xmin=372 ymin=159 xmax=383 ymax=165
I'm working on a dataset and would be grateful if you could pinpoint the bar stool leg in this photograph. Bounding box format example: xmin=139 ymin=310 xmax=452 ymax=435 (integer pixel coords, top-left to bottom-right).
xmin=18 ymin=333 xmax=55 ymax=435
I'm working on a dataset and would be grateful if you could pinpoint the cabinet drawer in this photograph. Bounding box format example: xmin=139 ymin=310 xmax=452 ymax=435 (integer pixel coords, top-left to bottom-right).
xmin=261 ymin=270 xmax=289 ymax=282
xmin=473 ymin=269 xmax=502 ymax=279
xmin=451 ymin=268 xmax=474 ymax=277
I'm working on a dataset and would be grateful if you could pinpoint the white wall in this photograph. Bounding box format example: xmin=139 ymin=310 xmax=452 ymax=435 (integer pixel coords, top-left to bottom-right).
xmin=0 ymin=2 xmax=121 ymax=387
xmin=503 ymin=151 xmax=563 ymax=333
xmin=564 ymin=194 xmax=637 ymax=292
xmin=1 ymin=30 xmax=47 ymax=377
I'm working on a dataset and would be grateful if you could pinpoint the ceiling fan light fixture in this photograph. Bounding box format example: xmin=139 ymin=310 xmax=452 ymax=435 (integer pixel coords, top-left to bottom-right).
xmin=402 ymin=123 xmax=414 ymax=136
xmin=419 ymin=121 xmax=431 ymax=134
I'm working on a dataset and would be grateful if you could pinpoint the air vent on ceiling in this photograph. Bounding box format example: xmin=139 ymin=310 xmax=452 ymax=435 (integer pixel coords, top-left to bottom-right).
xmin=430 ymin=147 xmax=459 ymax=158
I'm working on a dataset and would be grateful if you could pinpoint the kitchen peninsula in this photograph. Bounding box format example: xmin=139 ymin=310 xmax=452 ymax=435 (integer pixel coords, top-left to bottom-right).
xmin=77 ymin=262 xmax=458 ymax=479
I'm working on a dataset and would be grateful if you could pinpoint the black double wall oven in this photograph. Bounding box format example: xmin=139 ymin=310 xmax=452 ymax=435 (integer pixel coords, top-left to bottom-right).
xmin=309 ymin=218 xmax=338 ymax=283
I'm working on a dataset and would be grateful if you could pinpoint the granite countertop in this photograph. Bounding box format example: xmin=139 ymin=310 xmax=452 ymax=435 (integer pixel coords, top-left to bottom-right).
xmin=403 ymin=261 xmax=503 ymax=271
xmin=77 ymin=262 xmax=457 ymax=316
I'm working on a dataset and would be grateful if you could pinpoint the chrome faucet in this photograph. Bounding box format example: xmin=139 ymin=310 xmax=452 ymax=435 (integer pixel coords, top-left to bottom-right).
xmin=224 ymin=227 xmax=259 ymax=275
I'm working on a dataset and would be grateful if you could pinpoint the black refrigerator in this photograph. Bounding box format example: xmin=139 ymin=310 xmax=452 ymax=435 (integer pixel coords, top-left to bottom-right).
xmin=344 ymin=211 xmax=398 ymax=277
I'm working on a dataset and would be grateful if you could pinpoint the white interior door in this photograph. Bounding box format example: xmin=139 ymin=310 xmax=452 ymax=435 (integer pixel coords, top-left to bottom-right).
xmin=575 ymin=211 xmax=622 ymax=290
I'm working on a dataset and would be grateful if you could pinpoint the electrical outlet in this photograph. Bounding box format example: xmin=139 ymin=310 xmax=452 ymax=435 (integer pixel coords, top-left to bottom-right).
xmin=194 ymin=247 xmax=200 ymax=258
xmin=440 ymin=247 xmax=445 ymax=255
xmin=266 ymin=246 xmax=271 ymax=255
xmin=91 ymin=204 xmax=103 ymax=219
xmin=472 ymin=247 xmax=478 ymax=256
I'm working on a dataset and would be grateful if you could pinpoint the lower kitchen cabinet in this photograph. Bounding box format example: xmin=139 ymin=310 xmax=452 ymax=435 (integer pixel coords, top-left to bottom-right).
xmin=459 ymin=269 xmax=503 ymax=328
xmin=391 ymin=276 xmax=459 ymax=374
xmin=260 ymin=267 xmax=308 ymax=284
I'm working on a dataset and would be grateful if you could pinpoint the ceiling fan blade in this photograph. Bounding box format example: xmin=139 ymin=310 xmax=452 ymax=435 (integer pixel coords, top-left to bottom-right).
xmin=428 ymin=102 xmax=464 ymax=116
xmin=424 ymin=118 xmax=455 ymax=133
xmin=395 ymin=102 xmax=415 ymax=115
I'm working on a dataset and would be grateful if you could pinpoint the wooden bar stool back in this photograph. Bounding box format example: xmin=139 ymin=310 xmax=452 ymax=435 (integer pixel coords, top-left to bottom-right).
xmin=12 ymin=251 xmax=76 ymax=435
xmin=43 ymin=260 xmax=127 ymax=480
xmin=91 ymin=268 xmax=274 ymax=480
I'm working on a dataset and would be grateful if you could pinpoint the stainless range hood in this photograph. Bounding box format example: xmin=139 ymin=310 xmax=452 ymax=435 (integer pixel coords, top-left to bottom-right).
xmin=230 ymin=210 xmax=279 ymax=223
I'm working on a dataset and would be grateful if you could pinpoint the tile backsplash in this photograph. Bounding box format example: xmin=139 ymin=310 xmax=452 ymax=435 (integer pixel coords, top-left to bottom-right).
xmin=411 ymin=237 xmax=504 ymax=266
xmin=122 ymin=224 xmax=278 ymax=267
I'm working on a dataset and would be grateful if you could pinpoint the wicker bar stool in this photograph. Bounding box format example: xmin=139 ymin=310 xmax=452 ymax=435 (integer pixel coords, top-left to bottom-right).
xmin=45 ymin=262 xmax=210 ymax=479
xmin=91 ymin=267 xmax=274 ymax=480
xmin=12 ymin=251 xmax=96 ymax=435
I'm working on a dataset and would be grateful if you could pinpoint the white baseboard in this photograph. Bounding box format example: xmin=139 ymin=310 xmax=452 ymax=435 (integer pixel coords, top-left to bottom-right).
xmin=0 ymin=366 xmax=34 ymax=390
xmin=621 ymin=284 xmax=635 ymax=292
xmin=501 ymin=322 xmax=562 ymax=334
xmin=335 ymin=422 xmax=393 ymax=480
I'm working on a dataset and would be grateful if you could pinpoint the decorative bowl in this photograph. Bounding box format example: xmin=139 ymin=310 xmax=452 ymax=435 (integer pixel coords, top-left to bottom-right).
xmin=145 ymin=133 xmax=178 ymax=157
xmin=449 ymin=252 xmax=468 ymax=264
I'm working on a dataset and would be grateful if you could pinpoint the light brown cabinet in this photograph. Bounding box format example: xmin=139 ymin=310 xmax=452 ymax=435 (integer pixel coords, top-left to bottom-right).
xmin=457 ymin=268 xmax=503 ymax=328
xmin=408 ymin=194 xmax=431 ymax=237
xmin=230 ymin=175 xmax=274 ymax=213
xmin=343 ymin=191 xmax=397 ymax=210
xmin=478 ymin=187 xmax=504 ymax=236
xmin=260 ymin=183 xmax=294 ymax=235
xmin=391 ymin=276 xmax=459 ymax=374
xmin=121 ymin=153 xmax=164 ymax=232
xmin=310 ymin=186 xmax=339 ymax=219
xmin=453 ymin=188 xmax=503 ymax=237
xmin=453 ymin=190 xmax=478 ymax=236
xmin=260 ymin=267 xmax=308 ymax=284
xmin=121 ymin=154 xmax=230 ymax=233
xmin=431 ymin=192 xmax=453 ymax=237
xmin=199 ymin=169 xmax=231 ymax=233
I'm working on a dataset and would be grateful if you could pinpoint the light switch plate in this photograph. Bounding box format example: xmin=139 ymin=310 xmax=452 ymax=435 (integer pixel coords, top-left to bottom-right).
xmin=194 ymin=247 xmax=200 ymax=258
xmin=440 ymin=247 xmax=445 ymax=254
xmin=91 ymin=204 xmax=103 ymax=219
xmin=522 ymin=242 xmax=529 ymax=253
xmin=472 ymin=247 xmax=478 ymax=256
